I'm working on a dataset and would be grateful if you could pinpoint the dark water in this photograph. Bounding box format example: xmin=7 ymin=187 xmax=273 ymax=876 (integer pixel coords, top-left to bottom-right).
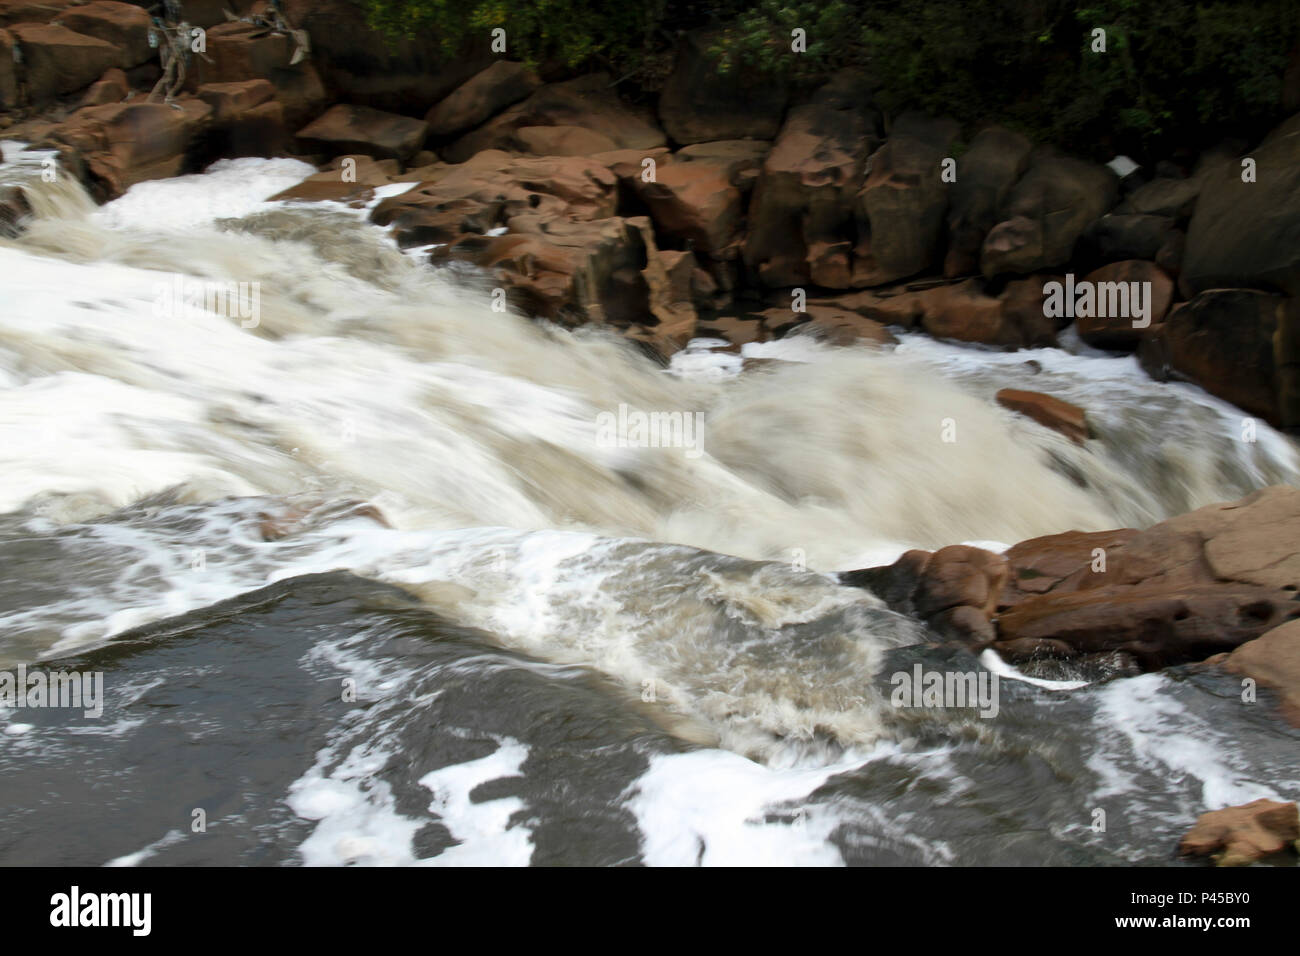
xmin=3 ymin=570 xmax=1296 ymax=866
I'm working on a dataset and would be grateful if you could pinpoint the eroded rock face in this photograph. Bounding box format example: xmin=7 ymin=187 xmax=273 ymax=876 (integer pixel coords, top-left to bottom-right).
xmin=442 ymin=75 xmax=666 ymax=164
xmin=10 ymin=22 xmax=119 ymax=105
xmin=1220 ymin=618 xmax=1300 ymax=725
xmin=424 ymin=60 xmax=540 ymax=139
xmin=843 ymin=487 xmax=1300 ymax=671
xmin=1182 ymin=112 xmax=1300 ymax=298
xmin=657 ymin=28 xmax=788 ymax=145
xmin=743 ymin=72 xmax=881 ymax=288
xmin=944 ymin=125 xmax=1032 ymax=277
xmin=39 ymin=98 xmax=214 ymax=200
xmin=296 ymin=103 xmax=427 ymax=162
xmin=853 ymin=112 xmax=958 ymax=288
xmin=1075 ymin=260 xmax=1174 ymax=350
xmin=1179 ymin=798 xmax=1300 ymax=866
xmin=981 ymin=154 xmax=1118 ymax=277
xmin=57 ymin=1 xmax=152 ymax=71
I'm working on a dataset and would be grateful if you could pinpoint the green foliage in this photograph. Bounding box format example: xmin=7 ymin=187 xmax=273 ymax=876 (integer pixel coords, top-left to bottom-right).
xmin=360 ymin=0 xmax=1299 ymax=155
xmin=360 ymin=0 xmax=665 ymax=73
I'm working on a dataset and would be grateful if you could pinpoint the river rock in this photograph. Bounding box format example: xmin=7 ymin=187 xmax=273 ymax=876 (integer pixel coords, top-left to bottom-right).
xmin=1075 ymin=260 xmax=1174 ymax=350
xmin=995 ymin=388 xmax=1091 ymax=444
xmin=10 ymin=22 xmax=119 ymax=105
xmin=1160 ymin=289 xmax=1283 ymax=423
xmin=1179 ymin=799 xmax=1300 ymax=866
xmin=1182 ymin=112 xmax=1300 ymax=298
xmin=39 ymin=97 xmax=213 ymax=200
xmin=296 ymin=103 xmax=427 ymax=162
xmin=442 ymin=74 xmax=665 ymax=164
xmin=743 ymin=71 xmax=880 ymax=288
xmin=635 ymin=157 xmax=742 ymax=258
xmin=57 ymin=1 xmax=152 ymax=70
xmin=425 ymin=60 xmax=540 ymax=139
xmin=992 ymin=486 xmax=1300 ymax=667
xmin=944 ymin=125 xmax=1033 ymax=277
xmin=981 ymin=154 xmax=1118 ymax=277
xmin=657 ymin=28 xmax=788 ymax=145
xmin=1221 ymin=618 xmax=1300 ymax=724
xmin=76 ymin=67 xmax=128 ymax=109
xmin=853 ymin=112 xmax=958 ymax=287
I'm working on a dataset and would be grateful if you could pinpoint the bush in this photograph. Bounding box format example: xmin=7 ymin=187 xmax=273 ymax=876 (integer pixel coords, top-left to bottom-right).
xmin=361 ymin=0 xmax=1299 ymax=156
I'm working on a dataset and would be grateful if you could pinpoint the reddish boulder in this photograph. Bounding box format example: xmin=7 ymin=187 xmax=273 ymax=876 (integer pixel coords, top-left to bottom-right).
xmin=76 ymin=67 xmax=128 ymax=109
xmin=442 ymin=74 xmax=665 ymax=164
xmin=1179 ymin=799 xmax=1299 ymax=866
xmin=852 ymin=112 xmax=959 ymax=287
xmin=635 ymin=159 xmax=742 ymax=258
xmin=425 ymin=60 xmax=540 ymax=138
xmin=57 ymin=1 xmax=152 ymax=70
xmin=0 ymin=0 xmax=76 ymax=27
xmin=657 ymin=28 xmax=788 ymax=145
xmin=1076 ymin=260 xmax=1174 ymax=350
xmin=995 ymin=388 xmax=1091 ymax=444
xmin=40 ymin=98 xmax=213 ymax=199
xmin=744 ymin=71 xmax=881 ymax=288
xmin=1161 ymin=289 xmax=1284 ymax=424
xmin=10 ymin=22 xmax=119 ymax=104
xmin=1221 ymin=618 xmax=1300 ymax=724
xmin=981 ymin=154 xmax=1118 ymax=277
xmin=296 ymin=103 xmax=428 ymax=162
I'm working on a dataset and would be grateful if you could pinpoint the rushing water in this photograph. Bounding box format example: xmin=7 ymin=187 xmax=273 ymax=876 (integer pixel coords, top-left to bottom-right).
xmin=1 ymin=150 xmax=1297 ymax=865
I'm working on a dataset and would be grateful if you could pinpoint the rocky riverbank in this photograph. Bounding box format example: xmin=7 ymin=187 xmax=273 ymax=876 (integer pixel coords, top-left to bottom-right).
xmin=3 ymin=0 xmax=1299 ymax=865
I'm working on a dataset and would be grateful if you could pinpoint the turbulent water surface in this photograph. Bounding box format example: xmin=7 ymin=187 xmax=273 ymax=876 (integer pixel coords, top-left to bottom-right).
xmin=2 ymin=150 xmax=1298 ymax=865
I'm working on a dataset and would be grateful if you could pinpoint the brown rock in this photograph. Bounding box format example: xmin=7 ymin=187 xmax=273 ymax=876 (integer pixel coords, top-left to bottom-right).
xmin=76 ymin=67 xmax=128 ymax=109
xmin=296 ymin=103 xmax=428 ymax=162
xmin=1076 ymin=261 xmax=1174 ymax=350
xmin=1163 ymin=290 xmax=1283 ymax=424
xmin=1179 ymin=798 xmax=1299 ymax=866
xmin=57 ymin=1 xmax=152 ymax=70
xmin=514 ymin=124 xmax=617 ymax=156
xmin=744 ymin=71 xmax=881 ymax=288
xmin=944 ymin=125 xmax=1032 ymax=277
xmin=852 ymin=112 xmax=959 ymax=287
xmin=911 ymin=278 xmax=1056 ymax=347
xmin=841 ymin=545 xmax=1008 ymax=644
xmin=981 ymin=154 xmax=1118 ymax=277
xmin=1223 ymin=618 xmax=1300 ymax=724
xmin=0 ymin=0 xmax=76 ymax=27
xmin=999 ymin=528 xmax=1139 ymax=610
xmin=196 ymin=78 xmax=276 ymax=121
xmin=778 ymin=307 xmax=897 ymax=348
xmin=0 ymin=27 xmax=16 ymax=109
xmin=10 ymin=22 xmax=119 ymax=104
xmin=635 ymin=159 xmax=742 ymax=257
xmin=1182 ymin=111 xmax=1300 ymax=298
xmin=40 ymin=98 xmax=213 ymax=199
xmin=425 ymin=60 xmax=540 ymax=138
xmin=443 ymin=74 xmax=665 ymax=164
xmin=657 ymin=28 xmax=788 ymax=145
xmin=991 ymin=486 xmax=1300 ymax=668
xmin=995 ymin=388 xmax=1091 ymax=444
